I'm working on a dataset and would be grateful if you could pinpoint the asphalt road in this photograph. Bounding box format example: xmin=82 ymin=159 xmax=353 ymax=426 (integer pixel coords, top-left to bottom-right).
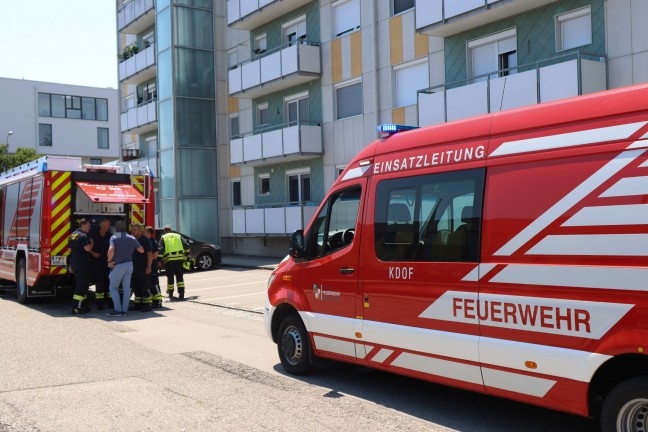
xmin=0 ymin=268 xmax=598 ymax=432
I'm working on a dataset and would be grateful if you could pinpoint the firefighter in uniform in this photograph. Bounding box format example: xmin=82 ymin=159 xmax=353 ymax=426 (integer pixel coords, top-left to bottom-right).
xmin=159 ymin=225 xmax=189 ymax=300
xmin=90 ymin=219 xmax=112 ymax=310
xmin=69 ymin=219 xmax=94 ymax=315
xmin=144 ymin=226 xmax=163 ymax=308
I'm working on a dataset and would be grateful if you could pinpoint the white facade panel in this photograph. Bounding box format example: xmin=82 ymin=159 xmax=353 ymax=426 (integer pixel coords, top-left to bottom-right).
xmin=232 ymin=208 xmax=246 ymax=233
xmin=282 ymin=45 xmax=298 ymax=76
xmin=540 ymin=60 xmax=579 ymax=103
xmin=265 ymin=207 xmax=286 ymax=234
xmin=415 ymin=0 xmax=443 ymax=30
xmin=489 ymin=70 xmax=538 ymax=112
xmin=260 ymin=51 xmax=282 ymax=83
xmin=229 ymin=67 xmax=242 ymax=94
xmin=299 ymin=44 xmax=321 ymax=74
xmin=581 ymin=59 xmax=607 ymax=95
xmin=262 ymin=129 xmax=283 ymax=158
xmin=230 ymin=138 xmax=244 ymax=164
xmin=282 ymin=126 xmax=300 ymax=155
xmin=242 ymin=60 xmax=261 ymax=91
xmin=245 ymin=208 xmax=265 ymax=233
xmin=444 ymin=0 xmax=484 ymax=19
xmin=446 ymin=81 xmax=488 ymax=122
xmin=244 ymin=134 xmax=263 ymax=161
xmin=227 ymin=0 xmax=240 ymax=24
xmin=285 ymin=206 xmax=303 ymax=234
xmin=240 ymin=0 xmax=259 ymax=19
xmin=300 ymin=125 xmax=322 ymax=153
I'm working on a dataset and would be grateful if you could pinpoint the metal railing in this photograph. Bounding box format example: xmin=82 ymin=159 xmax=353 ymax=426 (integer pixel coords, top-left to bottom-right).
xmin=232 ymin=201 xmax=320 ymax=235
xmin=231 ymin=120 xmax=321 ymax=140
xmin=417 ymin=51 xmax=607 ymax=122
xmin=118 ymin=0 xmax=155 ymax=31
xmin=228 ymin=39 xmax=319 ymax=70
xmin=121 ymin=93 xmax=157 ymax=114
xmin=228 ymin=0 xmax=279 ymax=24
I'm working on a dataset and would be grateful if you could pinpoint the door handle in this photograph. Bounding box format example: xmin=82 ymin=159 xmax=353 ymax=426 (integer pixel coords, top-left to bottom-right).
xmin=339 ymin=267 xmax=355 ymax=275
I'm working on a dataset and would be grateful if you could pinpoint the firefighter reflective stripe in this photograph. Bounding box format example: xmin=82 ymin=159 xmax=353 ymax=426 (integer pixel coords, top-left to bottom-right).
xmin=161 ymin=233 xmax=185 ymax=262
xmin=72 ymin=294 xmax=85 ymax=301
xmin=50 ymin=171 xmax=72 ymax=275
xmin=96 ymin=293 xmax=105 ymax=300
xmin=130 ymin=175 xmax=145 ymax=225
xmin=167 ymin=285 xmax=174 ymax=292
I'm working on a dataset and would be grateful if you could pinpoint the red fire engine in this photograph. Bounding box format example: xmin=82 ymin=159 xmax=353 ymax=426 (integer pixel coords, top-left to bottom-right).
xmin=265 ymin=83 xmax=648 ymax=431
xmin=0 ymin=156 xmax=154 ymax=303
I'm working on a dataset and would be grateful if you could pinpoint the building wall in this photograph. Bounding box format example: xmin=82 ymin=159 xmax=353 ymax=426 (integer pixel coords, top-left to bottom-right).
xmin=605 ymin=0 xmax=648 ymax=88
xmin=0 ymin=77 xmax=120 ymax=164
xmin=443 ymin=0 xmax=605 ymax=84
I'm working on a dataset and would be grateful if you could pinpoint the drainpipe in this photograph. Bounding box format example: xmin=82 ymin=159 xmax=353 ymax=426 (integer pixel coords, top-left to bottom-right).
xmin=372 ymin=0 xmax=380 ymax=131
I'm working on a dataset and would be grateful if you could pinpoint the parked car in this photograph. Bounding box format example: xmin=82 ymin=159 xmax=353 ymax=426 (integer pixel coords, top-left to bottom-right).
xmin=154 ymin=229 xmax=221 ymax=271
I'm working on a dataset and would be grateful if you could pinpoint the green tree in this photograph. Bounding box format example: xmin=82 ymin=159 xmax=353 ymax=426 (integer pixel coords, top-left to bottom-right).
xmin=0 ymin=144 xmax=40 ymax=173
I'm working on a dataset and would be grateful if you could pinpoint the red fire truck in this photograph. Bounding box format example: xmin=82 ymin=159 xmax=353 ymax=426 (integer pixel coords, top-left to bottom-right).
xmin=265 ymin=83 xmax=648 ymax=431
xmin=0 ymin=156 xmax=154 ymax=304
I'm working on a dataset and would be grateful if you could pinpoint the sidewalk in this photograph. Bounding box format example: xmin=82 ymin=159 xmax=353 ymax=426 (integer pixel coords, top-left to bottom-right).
xmin=220 ymin=254 xmax=281 ymax=270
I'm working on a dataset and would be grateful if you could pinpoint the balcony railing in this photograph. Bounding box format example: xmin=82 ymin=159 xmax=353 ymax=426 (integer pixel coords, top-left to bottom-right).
xmin=232 ymin=202 xmax=319 ymax=235
xmin=228 ymin=41 xmax=321 ymax=99
xmin=120 ymin=98 xmax=157 ymax=133
xmin=418 ymin=52 xmax=607 ymax=127
xmin=415 ymin=0 xmax=558 ymax=36
xmin=118 ymin=44 xmax=156 ymax=84
xmin=230 ymin=121 xmax=322 ymax=166
xmin=118 ymin=0 xmax=155 ymax=34
xmin=227 ymin=0 xmax=313 ymax=30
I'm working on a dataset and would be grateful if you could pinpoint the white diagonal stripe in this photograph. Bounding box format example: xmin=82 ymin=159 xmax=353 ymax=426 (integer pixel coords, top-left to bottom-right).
xmin=371 ymin=348 xmax=394 ymax=364
xmin=600 ymin=176 xmax=648 ymax=197
xmin=490 ymin=121 xmax=647 ymax=157
xmin=490 ymin=264 xmax=648 ymax=291
xmin=482 ymin=368 xmax=556 ymax=398
xmin=313 ymin=335 xmax=357 ymax=358
xmin=562 ymin=204 xmax=648 ymax=226
xmin=527 ymin=234 xmax=648 ymax=256
xmin=391 ymin=352 xmax=484 ymax=385
xmin=641 ymin=159 xmax=648 ymax=168
xmin=495 ymin=148 xmax=647 ymax=256
xmin=462 ymin=263 xmax=497 ymax=281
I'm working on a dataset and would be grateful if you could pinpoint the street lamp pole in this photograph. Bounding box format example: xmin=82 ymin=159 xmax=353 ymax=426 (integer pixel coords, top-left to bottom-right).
xmin=5 ymin=130 xmax=13 ymax=145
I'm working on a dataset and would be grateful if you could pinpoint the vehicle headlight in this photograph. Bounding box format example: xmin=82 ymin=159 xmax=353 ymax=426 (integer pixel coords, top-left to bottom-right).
xmin=267 ymin=274 xmax=276 ymax=290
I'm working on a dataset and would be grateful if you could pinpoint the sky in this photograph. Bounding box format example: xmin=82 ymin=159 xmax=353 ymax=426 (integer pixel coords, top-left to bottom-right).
xmin=0 ymin=0 xmax=118 ymax=89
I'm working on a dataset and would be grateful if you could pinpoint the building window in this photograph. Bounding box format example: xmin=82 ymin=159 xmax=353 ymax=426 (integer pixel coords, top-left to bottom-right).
xmin=287 ymin=170 xmax=311 ymax=203
xmin=38 ymin=93 xmax=108 ymax=121
xmin=283 ymin=15 xmax=307 ymax=46
xmin=97 ymin=127 xmax=109 ymax=149
xmin=258 ymin=174 xmax=270 ymax=196
xmin=392 ymin=0 xmax=414 ymax=15
xmin=232 ymin=179 xmax=242 ymax=206
xmin=38 ymin=124 xmax=52 ymax=147
xmin=556 ymin=6 xmax=592 ymax=51
xmin=333 ymin=0 xmax=360 ymax=38
xmin=336 ymin=80 xmax=363 ymax=119
xmin=394 ymin=59 xmax=429 ymax=108
xmin=285 ymin=92 xmax=309 ymax=125
xmin=229 ymin=114 xmax=240 ymax=138
xmin=467 ymin=28 xmax=517 ymax=80
xmin=89 ymin=158 xmax=102 ymax=165
xmin=38 ymin=93 xmax=50 ymax=117
xmin=337 ymin=166 xmax=346 ymax=178
xmin=257 ymin=103 xmax=269 ymax=127
xmin=255 ymin=34 xmax=267 ymax=54
xmin=228 ymin=48 xmax=238 ymax=68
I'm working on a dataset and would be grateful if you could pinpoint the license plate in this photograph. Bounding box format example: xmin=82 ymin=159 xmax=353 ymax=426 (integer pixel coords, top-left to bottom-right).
xmin=51 ymin=256 xmax=67 ymax=266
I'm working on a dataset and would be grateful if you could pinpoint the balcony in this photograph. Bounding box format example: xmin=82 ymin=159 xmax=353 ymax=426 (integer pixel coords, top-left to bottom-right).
xmin=120 ymin=98 xmax=157 ymax=134
xmin=230 ymin=122 xmax=322 ymax=167
xmin=118 ymin=44 xmax=156 ymax=84
xmin=228 ymin=42 xmax=321 ymax=99
xmin=118 ymin=0 xmax=155 ymax=35
xmin=418 ymin=52 xmax=607 ymax=127
xmin=232 ymin=203 xmax=319 ymax=236
xmin=122 ymin=144 xmax=141 ymax=162
xmin=416 ymin=0 xmax=558 ymax=37
xmin=227 ymin=0 xmax=312 ymax=30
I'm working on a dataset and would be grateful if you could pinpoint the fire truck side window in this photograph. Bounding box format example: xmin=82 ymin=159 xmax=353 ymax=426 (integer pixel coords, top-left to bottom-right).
xmin=305 ymin=186 xmax=362 ymax=259
xmin=374 ymin=168 xmax=485 ymax=262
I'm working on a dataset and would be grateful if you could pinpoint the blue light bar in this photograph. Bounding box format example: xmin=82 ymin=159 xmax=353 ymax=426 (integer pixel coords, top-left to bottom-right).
xmin=376 ymin=124 xmax=419 ymax=139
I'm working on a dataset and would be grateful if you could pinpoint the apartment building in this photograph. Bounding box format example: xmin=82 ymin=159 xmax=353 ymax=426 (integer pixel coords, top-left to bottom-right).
xmin=116 ymin=0 xmax=648 ymax=256
xmin=0 ymin=77 xmax=119 ymax=165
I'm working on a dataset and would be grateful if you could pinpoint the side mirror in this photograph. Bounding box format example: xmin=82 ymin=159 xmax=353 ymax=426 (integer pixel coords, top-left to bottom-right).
xmin=289 ymin=229 xmax=305 ymax=260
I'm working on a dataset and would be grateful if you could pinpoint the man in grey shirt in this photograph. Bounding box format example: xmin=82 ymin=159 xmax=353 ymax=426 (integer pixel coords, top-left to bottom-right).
xmin=106 ymin=221 xmax=144 ymax=317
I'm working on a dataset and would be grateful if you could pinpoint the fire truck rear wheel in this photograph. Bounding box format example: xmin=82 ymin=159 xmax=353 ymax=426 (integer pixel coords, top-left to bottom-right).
xmin=16 ymin=258 xmax=28 ymax=304
xmin=601 ymin=376 xmax=648 ymax=432
xmin=277 ymin=314 xmax=314 ymax=375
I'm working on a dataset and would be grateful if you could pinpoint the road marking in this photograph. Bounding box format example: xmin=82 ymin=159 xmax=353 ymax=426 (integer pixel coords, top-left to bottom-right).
xmin=186 ymin=272 xmax=268 ymax=283
xmin=188 ymin=281 xmax=267 ymax=293
xmin=201 ymin=292 xmax=266 ymax=302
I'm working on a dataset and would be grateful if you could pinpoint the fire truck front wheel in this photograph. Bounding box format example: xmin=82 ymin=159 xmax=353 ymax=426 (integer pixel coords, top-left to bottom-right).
xmin=16 ymin=258 xmax=28 ymax=304
xmin=277 ymin=315 xmax=314 ymax=375
xmin=601 ymin=376 xmax=648 ymax=432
